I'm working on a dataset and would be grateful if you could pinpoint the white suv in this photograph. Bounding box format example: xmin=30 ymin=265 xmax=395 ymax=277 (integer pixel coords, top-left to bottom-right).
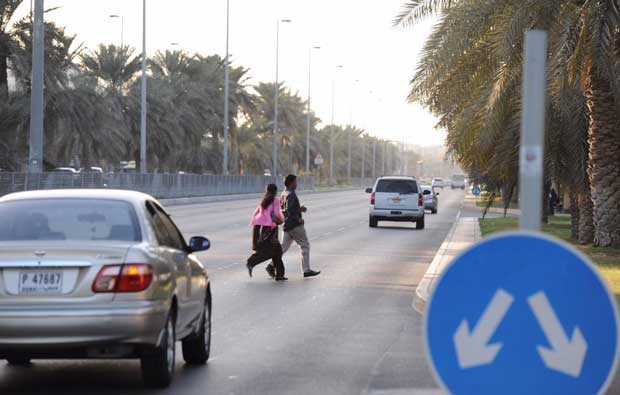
xmin=366 ymin=176 xmax=425 ymax=229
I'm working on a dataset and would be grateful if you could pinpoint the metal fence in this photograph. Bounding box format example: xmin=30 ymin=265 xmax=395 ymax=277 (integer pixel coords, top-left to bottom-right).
xmin=0 ymin=173 xmax=375 ymax=199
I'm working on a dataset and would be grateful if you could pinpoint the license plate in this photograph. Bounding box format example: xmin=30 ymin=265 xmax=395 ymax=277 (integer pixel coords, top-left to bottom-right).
xmin=19 ymin=271 xmax=63 ymax=295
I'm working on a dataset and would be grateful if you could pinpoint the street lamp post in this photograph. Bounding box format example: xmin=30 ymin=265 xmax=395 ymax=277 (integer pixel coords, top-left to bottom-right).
xmin=329 ymin=65 xmax=344 ymax=185
xmin=140 ymin=0 xmax=147 ymax=173
xmin=382 ymin=140 xmax=386 ymax=175
xmin=28 ymin=0 xmax=44 ymax=173
xmin=109 ymin=14 xmax=124 ymax=48
xmin=223 ymin=0 xmax=231 ymax=175
xmin=305 ymin=46 xmax=321 ymax=174
xmin=347 ymin=79 xmax=361 ymax=180
xmin=372 ymin=140 xmax=377 ymax=179
xmin=273 ymin=18 xmax=292 ymax=178
xmin=361 ymin=139 xmax=366 ymax=180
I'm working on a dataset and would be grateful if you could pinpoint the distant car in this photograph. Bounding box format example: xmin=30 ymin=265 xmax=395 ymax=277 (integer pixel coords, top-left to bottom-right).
xmin=263 ymin=170 xmax=272 ymax=177
xmin=366 ymin=176 xmax=425 ymax=229
xmin=421 ymin=185 xmax=439 ymax=214
xmin=52 ymin=167 xmax=79 ymax=174
xmin=432 ymin=177 xmax=445 ymax=189
xmin=450 ymin=174 xmax=466 ymax=190
xmin=0 ymin=190 xmax=212 ymax=388
xmin=80 ymin=167 xmax=104 ymax=174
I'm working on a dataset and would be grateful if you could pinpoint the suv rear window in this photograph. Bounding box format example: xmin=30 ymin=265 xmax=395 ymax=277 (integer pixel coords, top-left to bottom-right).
xmin=376 ymin=179 xmax=418 ymax=194
xmin=0 ymin=199 xmax=141 ymax=242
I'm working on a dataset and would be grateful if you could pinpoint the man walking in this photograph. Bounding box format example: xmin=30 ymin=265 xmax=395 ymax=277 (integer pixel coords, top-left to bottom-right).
xmin=266 ymin=174 xmax=320 ymax=278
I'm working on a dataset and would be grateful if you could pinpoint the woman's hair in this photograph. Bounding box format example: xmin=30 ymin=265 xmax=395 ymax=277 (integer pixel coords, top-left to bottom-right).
xmin=261 ymin=184 xmax=278 ymax=209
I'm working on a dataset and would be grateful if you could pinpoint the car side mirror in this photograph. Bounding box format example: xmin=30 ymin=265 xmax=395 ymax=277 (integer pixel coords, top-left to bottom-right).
xmin=188 ymin=236 xmax=211 ymax=253
xmin=365 ymin=188 xmax=373 ymax=194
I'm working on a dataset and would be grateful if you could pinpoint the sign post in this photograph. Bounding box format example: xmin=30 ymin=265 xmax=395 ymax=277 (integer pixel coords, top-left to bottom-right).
xmin=519 ymin=30 xmax=547 ymax=231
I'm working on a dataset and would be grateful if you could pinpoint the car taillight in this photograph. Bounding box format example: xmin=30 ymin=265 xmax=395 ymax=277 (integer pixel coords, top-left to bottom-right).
xmin=418 ymin=193 xmax=424 ymax=206
xmin=370 ymin=192 xmax=376 ymax=205
xmin=92 ymin=264 xmax=153 ymax=293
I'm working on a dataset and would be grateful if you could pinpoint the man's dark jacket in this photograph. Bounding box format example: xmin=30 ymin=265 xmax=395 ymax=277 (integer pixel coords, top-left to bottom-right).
xmin=281 ymin=189 xmax=303 ymax=232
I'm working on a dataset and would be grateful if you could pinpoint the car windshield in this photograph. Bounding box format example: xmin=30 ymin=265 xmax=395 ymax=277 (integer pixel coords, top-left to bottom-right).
xmin=0 ymin=199 xmax=141 ymax=242
xmin=376 ymin=179 xmax=418 ymax=194
xmin=452 ymin=175 xmax=465 ymax=181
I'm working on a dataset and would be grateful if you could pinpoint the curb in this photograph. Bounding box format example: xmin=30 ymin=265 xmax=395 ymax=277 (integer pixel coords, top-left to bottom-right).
xmin=413 ymin=215 xmax=481 ymax=315
xmin=160 ymin=187 xmax=361 ymax=207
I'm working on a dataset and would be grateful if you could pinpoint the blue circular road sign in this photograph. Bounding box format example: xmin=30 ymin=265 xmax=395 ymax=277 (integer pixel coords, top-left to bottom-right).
xmin=472 ymin=186 xmax=481 ymax=196
xmin=425 ymin=233 xmax=619 ymax=395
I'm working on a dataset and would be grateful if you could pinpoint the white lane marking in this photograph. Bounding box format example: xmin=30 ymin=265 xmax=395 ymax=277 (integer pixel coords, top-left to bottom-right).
xmin=338 ymin=227 xmax=347 ymax=232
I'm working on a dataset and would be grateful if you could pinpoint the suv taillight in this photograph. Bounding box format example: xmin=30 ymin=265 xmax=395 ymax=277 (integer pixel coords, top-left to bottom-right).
xmin=370 ymin=192 xmax=376 ymax=205
xmin=92 ymin=264 xmax=153 ymax=293
xmin=418 ymin=193 xmax=424 ymax=206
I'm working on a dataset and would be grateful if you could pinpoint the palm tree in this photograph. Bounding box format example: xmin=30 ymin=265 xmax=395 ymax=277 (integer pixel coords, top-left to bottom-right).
xmin=81 ymin=44 xmax=141 ymax=92
xmin=396 ymin=0 xmax=620 ymax=246
xmin=0 ymin=0 xmax=23 ymax=99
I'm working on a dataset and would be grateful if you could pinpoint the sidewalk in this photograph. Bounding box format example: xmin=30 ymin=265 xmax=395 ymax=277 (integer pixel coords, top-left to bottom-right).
xmin=413 ymin=214 xmax=481 ymax=314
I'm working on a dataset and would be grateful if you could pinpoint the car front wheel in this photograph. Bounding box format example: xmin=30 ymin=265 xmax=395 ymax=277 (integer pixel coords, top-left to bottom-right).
xmin=369 ymin=215 xmax=378 ymax=228
xmin=141 ymin=310 xmax=176 ymax=388
xmin=183 ymin=290 xmax=212 ymax=365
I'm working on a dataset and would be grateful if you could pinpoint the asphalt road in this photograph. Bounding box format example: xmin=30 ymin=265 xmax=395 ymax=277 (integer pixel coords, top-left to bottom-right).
xmin=0 ymin=189 xmax=490 ymax=394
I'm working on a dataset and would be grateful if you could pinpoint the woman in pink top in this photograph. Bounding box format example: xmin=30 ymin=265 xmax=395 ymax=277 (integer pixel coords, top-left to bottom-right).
xmin=246 ymin=184 xmax=287 ymax=281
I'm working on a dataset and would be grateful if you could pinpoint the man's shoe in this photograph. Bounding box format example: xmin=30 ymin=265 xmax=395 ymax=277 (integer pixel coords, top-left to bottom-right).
xmin=265 ymin=265 xmax=276 ymax=279
xmin=246 ymin=263 xmax=253 ymax=278
xmin=304 ymin=270 xmax=321 ymax=278
xmin=275 ymin=276 xmax=288 ymax=282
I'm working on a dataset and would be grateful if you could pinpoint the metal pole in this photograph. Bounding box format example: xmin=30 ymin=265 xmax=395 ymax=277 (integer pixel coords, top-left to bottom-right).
xmin=347 ymin=127 xmax=352 ymax=180
xmin=372 ymin=140 xmax=376 ymax=179
xmin=223 ymin=0 xmax=230 ymax=175
xmin=519 ymin=30 xmax=548 ymax=231
xmin=382 ymin=141 xmax=386 ymax=175
xmin=361 ymin=140 xmax=366 ymax=179
xmin=140 ymin=0 xmax=147 ymax=173
xmin=273 ymin=20 xmax=280 ymax=177
xmin=121 ymin=16 xmax=124 ymax=48
xmin=28 ymin=0 xmax=44 ymax=173
xmin=305 ymin=46 xmax=319 ymax=174
xmin=329 ymin=79 xmax=335 ymax=185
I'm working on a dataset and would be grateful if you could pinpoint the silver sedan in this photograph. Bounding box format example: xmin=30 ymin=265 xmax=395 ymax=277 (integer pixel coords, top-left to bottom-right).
xmin=0 ymin=189 xmax=212 ymax=388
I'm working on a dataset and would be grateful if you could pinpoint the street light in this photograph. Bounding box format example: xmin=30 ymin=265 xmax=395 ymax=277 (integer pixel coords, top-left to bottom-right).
xmin=223 ymin=0 xmax=231 ymax=175
xmin=109 ymin=14 xmax=124 ymax=48
xmin=329 ymin=64 xmax=344 ymax=185
xmin=28 ymin=0 xmax=44 ymax=173
xmin=140 ymin=0 xmax=147 ymax=173
xmin=273 ymin=18 xmax=292 ymax=177
xmin=347 ymin=79 xmax=361 ymax=180
xmin=171 ymin=42 xmax=181 ymax=47
xmin=305 ymin=45 xmax=321 ymax=174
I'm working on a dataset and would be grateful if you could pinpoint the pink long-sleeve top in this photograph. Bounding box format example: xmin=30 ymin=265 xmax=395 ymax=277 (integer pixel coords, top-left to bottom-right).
xmin=251 ymin=197 xmax=284 ymax=228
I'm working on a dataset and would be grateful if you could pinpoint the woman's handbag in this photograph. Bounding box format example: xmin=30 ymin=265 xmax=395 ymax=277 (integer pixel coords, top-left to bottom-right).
xmin=255 ymin=202 xmax=280 ymax=249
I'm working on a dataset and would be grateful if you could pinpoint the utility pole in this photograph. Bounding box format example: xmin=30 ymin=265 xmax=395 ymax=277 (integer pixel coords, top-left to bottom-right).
xmin=28 ymin=0 xmax=44 ymax=173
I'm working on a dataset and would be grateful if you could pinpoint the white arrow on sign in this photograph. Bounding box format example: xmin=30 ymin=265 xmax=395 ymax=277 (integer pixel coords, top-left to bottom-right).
xmin=454 ymin=289 xmax=514 ymax=369
xmin=528 ymin=292 xmax=588 ymax=378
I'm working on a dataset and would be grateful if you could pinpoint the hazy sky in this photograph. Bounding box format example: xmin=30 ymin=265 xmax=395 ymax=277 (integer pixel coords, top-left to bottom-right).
xmin=13 ymin=0 xmax=445 ymax=146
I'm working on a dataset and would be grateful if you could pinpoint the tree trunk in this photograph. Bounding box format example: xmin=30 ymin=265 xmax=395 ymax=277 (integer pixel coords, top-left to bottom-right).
xmin=0 ymin=31 xmax=10 ymax=100
xmin=585 ymin=70 xmax=620 ymax=246
xmin=570 ymin=190 xmax=579 ymax=240
xmin=542 ymin=182 xmax=550 ymax=224
xmin=577 ymin=190 xmax=594 ymax=245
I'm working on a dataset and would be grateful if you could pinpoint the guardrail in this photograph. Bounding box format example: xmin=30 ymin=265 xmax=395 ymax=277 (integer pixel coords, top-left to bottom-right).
xmin=0 ymin=173 xmax=375 ymax=199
